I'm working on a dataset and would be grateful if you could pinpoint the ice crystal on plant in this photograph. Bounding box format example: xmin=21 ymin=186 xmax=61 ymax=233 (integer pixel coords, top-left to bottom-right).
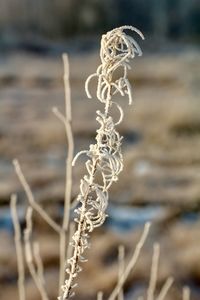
xmin=60 ymin=25 xmax=144 ymax=300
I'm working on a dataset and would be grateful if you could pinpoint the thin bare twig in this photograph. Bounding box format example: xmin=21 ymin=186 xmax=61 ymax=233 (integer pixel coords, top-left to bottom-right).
xmin=13 ymin=159 xmax=61 ymax=233
xmin=183 ymin=286 xmax=190 ymax=300
xmin=24 ymin=207 xmax=49 ymax=300
xmin=97 ymin=291 xmax=104 ymax=300
xmin=33 ymin=241 xmax=45 ymax=286
xmin=147 ymin=243 xmax=160 ymax=300
xmin=118 ymin=245 xmax=125 ymax=300
xmin=10 ymin=194 xmax=26 ymax=300
xmin=62 ymin=53 xmax=74 ymax=232
xmin=52 ymin=107 xmax=66 ymax=126
xmin=108 ymin=222 xmax=151 ymax=300
xmin=156 ymin=277 xmax=174 ymax=300
xmin=54 ymin=54 xmax=75 ymax=294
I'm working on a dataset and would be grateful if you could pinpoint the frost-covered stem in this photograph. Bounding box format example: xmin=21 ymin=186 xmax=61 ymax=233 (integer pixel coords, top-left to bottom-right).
xmin=62 ymin=158 xmax=98 ymax=299
xmin=61 ymin=25 xmax=144 ymax=299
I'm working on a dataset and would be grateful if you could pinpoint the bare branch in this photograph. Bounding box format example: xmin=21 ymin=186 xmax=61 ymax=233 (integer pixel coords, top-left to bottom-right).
xmin=33 ymin=241 xmax=45 ymax=286
xmin=52 ymin=106 xmax=66 ymax=126
xmin=156 ymin=277 xmax=174 ymax=300
xmin=62 ymin=53 xmax=74 ymax=231
xmin=108 ymin=222 xmax=151 ymax=300
xmin=147 ymin=243 xmax=160 ymax=300
xmin=183 ymin=286 xmax=190 ymax=300
xmin=10 ymin=194 xmax=26 ymax=300
xmin=24 ymin=207 xmax=49 ymax=300
xmin=13 ymin=159 xmax=61 ymax=233
xmin=97 ymin=291 xmax=104 ymax=300
xmin=118 ymin=245 xmax=125 ymax=300
xmin=58 ymin=53 xmax=75 ymax=294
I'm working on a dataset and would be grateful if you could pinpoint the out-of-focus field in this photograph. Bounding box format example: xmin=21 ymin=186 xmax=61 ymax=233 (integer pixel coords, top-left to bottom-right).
xmin=0 ymin=48 xmax=200 ymax=299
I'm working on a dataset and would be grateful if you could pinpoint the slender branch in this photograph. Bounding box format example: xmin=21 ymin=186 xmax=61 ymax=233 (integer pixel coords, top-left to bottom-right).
xmin=118 ymin=245 xmax=125 ymax=300
xmin=156 ymin=277 xmax=174 ymax=300
xmin=183 ymin=286 xmax=190 ymax=300
xmin=58 ymin=53 xmax=75 ymax=293
xmin=33 ymin=241 xmax=45 ymax=286
xmin=52 ymin=107 xmax=66 ymax=126
xmin=10 ymin=194 xmax=26 ymax=300
xmin=63 ymin=53 xmax=72 ymax=122
xmin=62 ymin=53 xmax=74 ymax=230
xmin=147 ymin=243 xmax=160 ymax=300
xmin=13 ymin=159 xmax=61 ymax=233
xmin=97 ymin=291 xmax=104 ymax=300
xmin=24 ymin=207 xmax=49 ymax=300
xmin=108 ymin=222 xmax=151 ymax=300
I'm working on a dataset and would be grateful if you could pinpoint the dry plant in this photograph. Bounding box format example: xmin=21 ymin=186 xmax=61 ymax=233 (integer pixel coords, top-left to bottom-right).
xmin=10 ymin=25 xmax=189 ymax=300
xmin=61 ymin=25 xmax=144 ymax=299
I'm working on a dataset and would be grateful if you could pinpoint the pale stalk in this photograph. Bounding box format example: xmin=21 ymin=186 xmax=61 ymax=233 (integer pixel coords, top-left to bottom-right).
xmin=10 ymin=194 xmax=26 ymax=300
xmin=147 ymin=243 xmax=160 ymax=300
xmin=24 ymin=207 xmax=49 ymax=300
xmin=118 ymin=245 xmax=125 ymax=300
xmin=156 ymin=277 xmax=174 ymax=300
xmin=108 ymin=223 xmax=151 ymax=300
xmin=57 ymin=54 xmax=75 ymax=294
xmin=13 ymin=159 xmax=61 ymax=233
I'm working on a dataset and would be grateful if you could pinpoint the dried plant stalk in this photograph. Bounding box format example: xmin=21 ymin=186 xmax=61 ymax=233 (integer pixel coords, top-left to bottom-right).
xmin=10 ymin=194 xmax=26 ymax=300
xmin=136 ymin=244 xmax=173 ymax=300
xmin=97 ymin=291 xmax=104 ymax=300
xmin=118 ymin=245 xmax=125 ymax=300
xmin=33 ymin=241 xmax=45 ymax=286
xmin=60 ymin=26 xmax=144 ymax=299
xmin=183 ymin=287 xmax=190 ymax=300
xmin=147 ymin=243 xmax=160 ymax=300
xmin=156 ymin=277 xmax=174 ymax=300
xmin=108 ymin=222 xmax=150 ymax=300
xmin=24 ymin=207 xmax=49 ymax=300
xmin=13 ymin=159 xmax=61 ymax=233
xmin=53 ymin=53 xmax=74 ymax=294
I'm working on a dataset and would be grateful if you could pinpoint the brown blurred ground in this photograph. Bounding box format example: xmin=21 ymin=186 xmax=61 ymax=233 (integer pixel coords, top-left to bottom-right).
xmin=0 ymin=47 xmax=200 ymax=300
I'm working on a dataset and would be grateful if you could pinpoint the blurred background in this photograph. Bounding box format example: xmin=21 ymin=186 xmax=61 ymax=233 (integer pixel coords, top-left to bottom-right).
xmin=0 ymin=0 xmax=200 ymax=299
